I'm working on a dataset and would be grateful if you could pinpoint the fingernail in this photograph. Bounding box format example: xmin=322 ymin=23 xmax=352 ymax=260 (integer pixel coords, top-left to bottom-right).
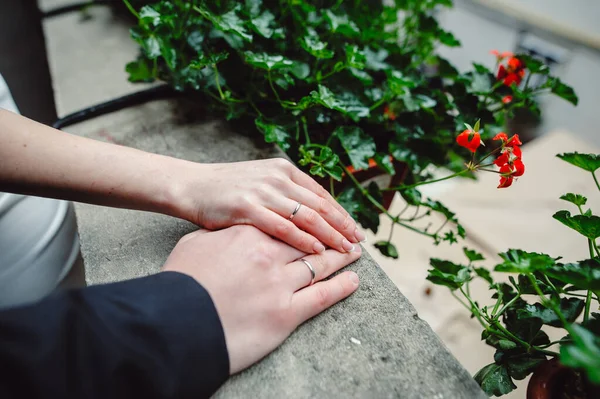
xmin=349 ymin=272 xmax=359 ymax=285
xmin=354 ymin=228 xmax=366 ymax=243
xmin=342 ymin=239 xmax=356 ymax=252
xmin=314 ymin=242 xmax=326 ymax=253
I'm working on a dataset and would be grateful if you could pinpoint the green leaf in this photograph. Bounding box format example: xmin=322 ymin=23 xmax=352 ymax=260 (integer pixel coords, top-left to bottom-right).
xmin=494 ymin=249 xmax=557 ymax=273
xmin=546 ymin=259 xmax=600 ymax=291
xmin=517 ymin=54 xmax=549 ymax=75
xmin=254 ymin=117 xmax=291 ymax=151
xmin=190 ymin=52 xmax=229 ymax=69
xmin=387 ymin=70 xmax=417 ymax=95
xmin=557 ymin=152 xmax=600 ymax=173
xmin=545 ymin=77 xmax=578 ymax=105
xmin=249 ymin=10 xmax=284 ymax=39
xmin=474 ymin=267 xmax=494 ymax=285
xmin=345 ymin=45 xmax=366 ymax=69
xmin=300 ymin=29 xmax=334 ymax=59
xmin=244 ymin=51 xmax=294 ymax=70
xmin=473 ymin=363 xmax=517 ymax=397
xmin=437 ymin=29 xmax=461 ymax=47
xmin=374 ymin=154 xmax=395 ymax=175
xmin=334 ymin=126 xmax=376 ymax=171
xmin=195 ymin=5 xmax=253 ymax=42
xmin=374 ymin=241 xmax=399 ymax=259
xmin=324 ymin=10 xmax=360 ymax=37
xmin=553 ymin=210 xmax=600 ymax=240
xmin=303 ymin=85 xmax=370 ymax=121
xmin=560 ymin=193 xmax=588 ymax=207
xmin=507 ymin=355 xmax=546 ymax=380
xmin=464 ymin=247 xmax=485 ymax=262
xmin=364 ymin=47 xmax=389 ymax=71
xmin=426 ymin=258 xmax=470 ymax=290
xmin=560 ymin=325 xmax=600 ymax=384
xmin=517 ymin=297 xmax=585 ymax=327
xmin=126 ymin=59 xmax=155 ymax=82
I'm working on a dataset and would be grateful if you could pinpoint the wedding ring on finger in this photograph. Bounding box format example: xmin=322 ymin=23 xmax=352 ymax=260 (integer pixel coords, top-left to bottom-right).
xmin=300 ymin=258 xmax=316 ymax=286
xmin=289 ymin=202 xmax=302 ymax=221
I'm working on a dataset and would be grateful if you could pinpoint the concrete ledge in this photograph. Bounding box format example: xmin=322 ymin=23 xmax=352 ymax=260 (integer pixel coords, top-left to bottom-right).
xmin=41 ymin=5 xmax=486 ymax=398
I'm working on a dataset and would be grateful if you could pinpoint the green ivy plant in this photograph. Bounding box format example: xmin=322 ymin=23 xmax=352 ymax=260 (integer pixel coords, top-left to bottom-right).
xmin=121 ymin=0 xmax=576 ymax=259
xmin=428 ymin=153 xmax=600 ymax=397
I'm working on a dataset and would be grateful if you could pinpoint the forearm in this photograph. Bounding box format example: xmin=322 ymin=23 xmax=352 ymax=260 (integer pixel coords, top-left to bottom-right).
xmin=0 ymin=109 xmax=194 ymax=217
xmin=0 ymin=272 xmax=229 ymax=399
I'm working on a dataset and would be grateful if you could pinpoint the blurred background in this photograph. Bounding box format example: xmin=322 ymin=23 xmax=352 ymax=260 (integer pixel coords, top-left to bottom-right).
xmin=1 ymin=1 xmax=599 ymax=397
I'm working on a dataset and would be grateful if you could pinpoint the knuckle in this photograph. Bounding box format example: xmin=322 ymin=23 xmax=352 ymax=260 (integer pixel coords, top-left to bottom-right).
xmin=315 ymin=285 xmax=330 ymax=308
xmin=317 ymin=197 xmax=331 ymax=216
xmin=248 ymin=244 xmax=273 ymax=268
xmin=272 ymin=157 xmax=292 ymax=171
xmin=273 ymin=221 xmax=292 ymax=238
xmin=304 ymin=208 xmax=320 ymax=226
xmin=231 ymin=197 xmax=254 ymax=219
xmin=341 ymin=215 xmax=354 ymax=232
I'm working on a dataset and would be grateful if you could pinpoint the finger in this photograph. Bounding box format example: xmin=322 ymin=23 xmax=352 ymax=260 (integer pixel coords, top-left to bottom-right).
xmin=289 ymin=167 xmax=359 ymax=228
xmin=250 ymin=207 xmax=327 ymax=257
xmin=290 ymin=184 xmax=361 ymax=244
xmin=286 ymin=247 xmax=361 ymax=291
xmin=291 ymin=271 xmax=359 ymax=325
xmin=273 ymin=199 xmax=356 ymax=253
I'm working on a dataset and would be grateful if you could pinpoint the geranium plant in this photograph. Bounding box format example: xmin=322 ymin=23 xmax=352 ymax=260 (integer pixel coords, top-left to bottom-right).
xmin=427 ymin=152 xmax=600 ymax=397
xmin=120 ymin=0 xmax=577 ymax=259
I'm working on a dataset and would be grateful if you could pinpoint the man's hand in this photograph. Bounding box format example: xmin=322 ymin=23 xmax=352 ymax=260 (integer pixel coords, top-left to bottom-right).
xmin=162 ymin=225 xmax=361 ymax=374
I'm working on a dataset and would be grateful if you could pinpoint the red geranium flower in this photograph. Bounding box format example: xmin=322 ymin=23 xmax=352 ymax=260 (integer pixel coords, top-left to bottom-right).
xmin=383 ymin=105 xmax=397 ymax=121
xmin=497 ymin=57 xmax=526 ymax=86
xmin=456 ymin=129 xmax=481 ymax=153
xmin=493 ymin=132 xmax=524 ymax=188
xmin=502 ymin=95 xmax=513 ymax=104
xmin=498 ymin=164 xmax=514 ymax=188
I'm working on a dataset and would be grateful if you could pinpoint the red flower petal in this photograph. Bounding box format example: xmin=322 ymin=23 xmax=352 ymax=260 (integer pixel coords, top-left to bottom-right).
xmin=494 ymin=152 xmax=510 ymax=167
xmin=502 ymin=95 xmax=513 ymax=104
xmin=513 ymin=159 xmax=525 ymax=177
xmin=507 ymin=57 xmax=522 ymax=70
xmin=507 ymin=134 xmax=522 ymax=147
xmin=497 ymin=65 xmax=507 ymax=80
xmin=498 ymin=176 xmax=513 ymax=188
xmin=501 ymin=51 xmax=514 ymax=59
xmin=499 ymin=164 xmax=513 ymax=175
xmin=490 ymin=50 xmax=500 ymax=57
xmin=456 ymin=129 xmax=481 ymax=153
xmin=493 ymin=132 xmax=509 ymax=143
xmin=512 ymin=145 xmax=522 ymax=159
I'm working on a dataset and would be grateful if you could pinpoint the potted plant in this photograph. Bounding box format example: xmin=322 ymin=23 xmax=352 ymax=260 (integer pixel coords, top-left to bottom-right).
xmin=426 ymin=150 xmax=600 ymax=397
xmin=119 ymin=0 xmax=577 ymax=259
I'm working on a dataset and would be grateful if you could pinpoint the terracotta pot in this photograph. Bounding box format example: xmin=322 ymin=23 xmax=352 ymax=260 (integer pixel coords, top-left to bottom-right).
xmin=527 ymin=358 xmax=600 ymax=399
xmin=316 ymin=157 xmax=408 ymax=212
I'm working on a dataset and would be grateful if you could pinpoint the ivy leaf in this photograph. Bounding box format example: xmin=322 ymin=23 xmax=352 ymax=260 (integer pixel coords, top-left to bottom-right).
xmin=426 ymin=258 xmax=470 ymax=290
xmin=400 ymin=188 xmax=422 ymax=206
xmin=374 ymin=241 xmax=399 ymax=259
xmin=195 ymin=5 xmax=253 ymax=42
xmin=244 ymin=51 xmax=294 ymax=70
xmin=557 ymin=152 xmax=600 ymax=173
xmin=364 ymin=47 xmax=389 ymax=71
xmin=126 ymin=59 xmax=155 ymax=82
xmin=248 ymin=10 xmax=284 ymax=39
xmin=463 ymin=247 xmax=485 ymax=262
xmin=517 ymin=298 xmax=585 ymax=327
xmin=494 ymin=249 xmax=557 ymax=273
xmin=437 ymin=29 xmax=461 ymax=47
xmin=546 ymin=259 xmax=600 ymax=291
xmin=560 ymin=325 xmax=600 ymax=384
xmin=387 ymin=70 xmax=417 ymax=95
xmin=324 ymin=10 xmax=360 ymax=37
xmin=374 ymin=154 xmax=395 ymax=175
xmin=300 ymin=29 xmax=334 ymax=59
xmin=473 ymin=363 xmax=517 ymax=397
xmin=335 ymin=126 xmax=376 ymax=170
xmin=553 ymin=210 xmax=600 ymax=240
xmin=254 ymin=117 xmax=291 ymax=151
xmin=560 ymin=193 xmax=588 ymax=207
xmin=545 ymin=77 xmax=578 ymax=105
xmin=345 ymin=45 xmax=366 ymax=69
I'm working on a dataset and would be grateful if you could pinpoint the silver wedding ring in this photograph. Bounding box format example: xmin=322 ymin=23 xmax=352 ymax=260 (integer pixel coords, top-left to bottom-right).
xmin=300 ymin=259 xmax=316 ymax=286
xmin=289 ymin=202 xmax=302 ymax=220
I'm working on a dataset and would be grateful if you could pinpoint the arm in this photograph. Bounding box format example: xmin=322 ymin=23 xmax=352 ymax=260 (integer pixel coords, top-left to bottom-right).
xmin=0 ymin=109 xmax=363 ymax=253
xmin=0 ymin=272 xmax=228 ymax=399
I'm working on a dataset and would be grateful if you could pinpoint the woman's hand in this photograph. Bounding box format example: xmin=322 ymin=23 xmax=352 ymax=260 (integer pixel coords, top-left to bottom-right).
xmin=172 ymin=158 xmax=365 ymax=254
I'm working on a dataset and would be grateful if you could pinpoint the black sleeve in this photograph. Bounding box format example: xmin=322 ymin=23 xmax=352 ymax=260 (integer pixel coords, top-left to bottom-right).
xmin=0 ymin=271 xmax=229 ymax=399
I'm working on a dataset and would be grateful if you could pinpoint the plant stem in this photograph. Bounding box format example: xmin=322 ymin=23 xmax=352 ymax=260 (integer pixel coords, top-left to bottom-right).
xmin=122 ymin=0 xmax=139 ymax=18
xmin=302 ymin=117 xmax=310 ymax=145
xmin=384 ymin=169 xmax=468 ymax=192
xmin=592 ymin=171 xmax=600 ymax=192
xmin=213 ymin=65 xmax=226 ymax=100
xmin=369 ymin=97 xmax=387 ymax=111
xmin=329 ymin=177 xmax=335 ymax=197
xmin=494 ymin=294 xmax=521 ymax=319
xmin=267 ymin=70 xmax=282 ymax=103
